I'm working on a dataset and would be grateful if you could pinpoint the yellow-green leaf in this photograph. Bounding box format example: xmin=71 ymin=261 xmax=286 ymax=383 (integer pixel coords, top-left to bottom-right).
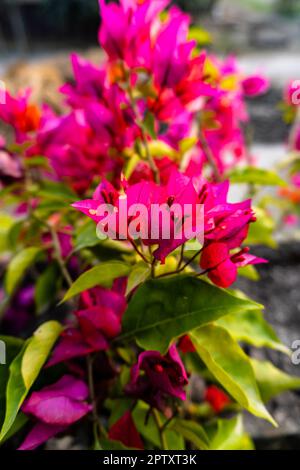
xmin=62 ymin=261 xmax=131 ymax=302
xmin=5 ymin=247 xmax=41 ymax=296
xmin=0 ymin=321 xmax=62 ymax=441
xmin=209 ymin=415 xmax=254 ymax=450
xmin=251 ymin=358 xmax=300 ymax=402
xmin=216 ymin=310 xmax=289 ymax=354
xmin=21 ymin=321 xmax=62 ymax=389
xmin=190 ymin=325 xmax=276 ymax=425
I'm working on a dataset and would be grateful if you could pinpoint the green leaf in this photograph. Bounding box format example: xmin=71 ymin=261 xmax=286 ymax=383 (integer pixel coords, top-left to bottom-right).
xmin=0 ymin=337 xmax=24 ymax=427
xmin=170 ymin=419 xmax=209 ymax=450
xmin=62 ymin=261 xmax=131 ymax=302
xmin=144 ymin=112 xmax=156 ymax=139
xmin=5 ymin=247 xmax=41 ymax=296
xmin=0 ymin=321 xmax=62 ymax=441
xmin=188 ymin=26 xmax=212 ymax=46
xmin=126 ymin=262 xmax=151 ymax=296
xmin=21 ymin=321 xmax=62 ymax=389
xmin=35 ymin=263 xmax=60 ymax=314
xmin=190 ymin=325 xmax=276 ymax=425
xmin=246 ymin=208 xmax=277 ymax=248
xmin=0 ymin=213 xmax=15 ymax=253
xmin=121 ymin=276 xmax=263 ymax=353
xmin=37 ymin=180 xmax=76 ymax=202
xmin=228 ymin=167 xmax=287 ymax=187
xmin=147 ymin=141 xmax=176 ymax=159
xmin=251 ymin=359 xmax=300 ymax=402
xmin=74 ymin=220 xmax=100 ymax=252
xmin=209 ymin=415 xmax=254 ymax=450
xmin=0 ymin=343 xmax=28 ymax=442
xmin=179 ymin=137 xmax=198 ymax=155
xmin=238 ymin=265 xmax=260 ymax=281
xmin=216 ymin=310 xmax=289 ymax=354
xmin=0 ymin=413 xmax=28 ymax=445
xmin=24 ymin=156 xmax=49 ymax=169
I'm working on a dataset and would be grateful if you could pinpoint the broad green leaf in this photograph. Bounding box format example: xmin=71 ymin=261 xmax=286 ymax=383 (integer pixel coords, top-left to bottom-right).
xmin=126 ymin=262 xmax=151 ymax=296
xmin=107 ymin=398 xmax=135 ymax=428
xmin=246 ymin=207 xmax=277 ymax=248
xmin=209 ymin=415 xmax=254 ymax=450
xmin=62 ymin=261 xmax=131 ymax=302
xmin=0 ymin=321 xmax=62 ymax=440
xmin=33 ymin=200 xmax=69 ymax=218
xmin=228 ymin=167 xmax=286 ymax=187
xmin=5 ymin=247 xmax=41 ymax=296
xmin=238 ymin=265 xmax=260 ymax=281
xmin=190 ymin=325 xmax=276 ymax=425
xmin=21 ymin=321 xmax=62 ymax=389
xmin=35 ymin=263 xmax=60 ymax=314
xmin=0 ymin=213 xmax=15 ymax=253
xmin=170 ymin=419 xmax=209 ymax=450
xmin=0 ymin=343 xmax=28 ymax=441
xmin=37 ymin=180 xmax=76 ymax=202
xmin=216 ymin=310 xmax=289 ymax=354
xmin=121 ymin=276 xmax=263 ymax=353
xmin=74 ymin=220 xmax=100 ymax=252
xmin=0 ymin=336 xmax=24 ymax=427
xmin=251 ymin=359 xmax=300 ymax=402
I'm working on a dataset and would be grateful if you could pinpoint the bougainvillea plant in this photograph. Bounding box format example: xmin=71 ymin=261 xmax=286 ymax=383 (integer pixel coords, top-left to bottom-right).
xmin=275 ymin=80 xmax=300 ymax=228
xmin=1 ymin=0 xmax=300 ymax=451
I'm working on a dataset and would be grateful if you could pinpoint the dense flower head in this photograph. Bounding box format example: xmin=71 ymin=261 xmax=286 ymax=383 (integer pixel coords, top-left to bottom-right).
xmin=73 ymin=169 xmax=263 ymax=286
xmin=19 ymin=375 xmax=91 ymax=450
xmin=125 ymin=345 xmax=188 ymax=411
xmin=0 ymin=0 xmax=270 ymax=190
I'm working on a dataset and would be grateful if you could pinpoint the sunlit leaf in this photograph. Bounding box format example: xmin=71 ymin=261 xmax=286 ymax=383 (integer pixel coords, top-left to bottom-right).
xmin=190 ymin=325 xmax=276 ymax=425
xmin=62 ymin=261 xmax=131 ymax=302
xmin=0 ymin=321 xmax=62 ymax=441
xmin=251 ymin=358 xmax=300 ymax=402
xmin=5 ymin=247 xmax=42 ymax=296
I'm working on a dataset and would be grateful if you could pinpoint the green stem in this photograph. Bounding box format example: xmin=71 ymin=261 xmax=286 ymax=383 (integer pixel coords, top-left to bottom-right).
xmin=152 ymin=409 xmax=169 ymax=450
xmin=155 ymin=248 xmax=203 ymax=279
xmin=49 ymin=225 xmax=73 ymax=288
xmin=86 ymin=355 xmax=103 ymax=441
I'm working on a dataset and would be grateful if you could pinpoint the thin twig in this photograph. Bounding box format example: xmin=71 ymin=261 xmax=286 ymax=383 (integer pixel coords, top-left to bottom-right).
xmin=155 ymin=248 xmax=203 ymax=279
xmin=86 ymin=355 xmax=103 ymax=442
xmin=129 ymin=239 xmax=151 ymax=265
xmin=199 ymin=129 xmax=222 ymax=182
xmin=49 ymin=225 xmax=73 ymax=288
xmin=152 ymin=409 xmax=168 ymax=450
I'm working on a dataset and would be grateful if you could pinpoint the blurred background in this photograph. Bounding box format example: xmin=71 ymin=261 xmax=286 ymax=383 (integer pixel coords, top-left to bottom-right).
xmin=1 ymin=0 xmax=300 ymax=450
